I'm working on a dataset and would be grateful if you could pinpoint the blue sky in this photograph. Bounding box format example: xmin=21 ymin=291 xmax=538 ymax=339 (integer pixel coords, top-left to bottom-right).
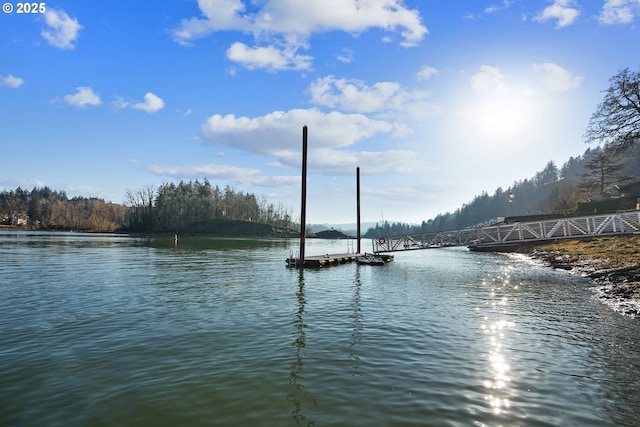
xmin=1 ymin=0 xmax=639 ymax=224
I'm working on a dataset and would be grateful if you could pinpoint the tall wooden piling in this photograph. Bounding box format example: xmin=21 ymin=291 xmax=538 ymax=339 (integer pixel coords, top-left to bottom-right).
xmin=299 ymin=125 xmax=308 ymax=264
xmin=356 ymin=166 xmax=361 ymax=254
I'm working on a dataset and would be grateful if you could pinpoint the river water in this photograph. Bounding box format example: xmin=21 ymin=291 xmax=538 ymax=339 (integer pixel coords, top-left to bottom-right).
xmin=1 ymin=231 xmax=639 ymax=426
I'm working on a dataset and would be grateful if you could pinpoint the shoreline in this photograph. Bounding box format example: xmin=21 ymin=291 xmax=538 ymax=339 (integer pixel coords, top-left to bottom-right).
xmin=521 ymin=235 xmax=640 ymax=318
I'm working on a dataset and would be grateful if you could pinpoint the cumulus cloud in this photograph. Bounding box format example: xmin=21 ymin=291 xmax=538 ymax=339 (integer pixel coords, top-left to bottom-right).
xmin=0 ymin=74 xmax=24 ymax=88
xmin=132 ymin=92 xmax=165 ymax=113
xmin=200 ymin=108 xmax=425 ymax=174
xmin=533 ymin=0 xmax=580 ymax=28
xmin=203 ymin=108 xmax=391 ymax=152
xmin=309 ymin=76 xmax=403 ymax=113
xmin=41 ymin=9 xmax=83 ymax=49
xmin=307 ymin=75 xmax=438 ymax=123
xmin=599 ymin=0 xmax=640 ymax=24
xmin=172 ymin=0 xmax=427 ymax=70
xmin=63 ymin=86 xmax=102 ymax=107
xmin=532 ymin=62 xmax=583 ymax=91
xmin=470 ymin=65 xmax=506 ymax=92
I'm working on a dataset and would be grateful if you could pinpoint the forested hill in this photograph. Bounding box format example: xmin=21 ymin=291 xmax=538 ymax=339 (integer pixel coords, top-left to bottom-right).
xmin=365 ymin=145 xmax=640 ymax=238
xmin=0 ymin=179 xmax=297 ymax=236
xmin=124 ymin=180 xmax=296 ymax=236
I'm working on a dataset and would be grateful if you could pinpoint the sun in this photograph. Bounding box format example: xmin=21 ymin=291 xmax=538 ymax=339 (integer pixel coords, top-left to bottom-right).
xmin=468 ymin=88 xmax=538 ymax=140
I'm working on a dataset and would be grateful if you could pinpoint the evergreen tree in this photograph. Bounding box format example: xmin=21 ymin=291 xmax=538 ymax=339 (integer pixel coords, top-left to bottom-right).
xmin=579 ymin=150 xmax=628 ymax=198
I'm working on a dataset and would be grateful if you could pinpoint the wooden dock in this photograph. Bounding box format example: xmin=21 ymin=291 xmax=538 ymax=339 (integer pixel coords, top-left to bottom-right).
xmin=286 ymin=253 xmax=394 ymax=268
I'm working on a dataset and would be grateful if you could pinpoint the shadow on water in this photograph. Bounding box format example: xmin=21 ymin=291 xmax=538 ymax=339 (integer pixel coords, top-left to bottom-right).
xmin=288 ymin=269 xmax=316 ymax=427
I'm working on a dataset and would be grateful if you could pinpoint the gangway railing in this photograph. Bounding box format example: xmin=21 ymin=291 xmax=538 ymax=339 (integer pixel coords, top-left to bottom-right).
xmin=372 ymin=211 xmax=640 ymax=253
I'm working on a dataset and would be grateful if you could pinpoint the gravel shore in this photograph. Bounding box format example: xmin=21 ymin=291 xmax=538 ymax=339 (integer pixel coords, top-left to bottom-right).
xmin=524 ymin=235 xmax=640 ymax=318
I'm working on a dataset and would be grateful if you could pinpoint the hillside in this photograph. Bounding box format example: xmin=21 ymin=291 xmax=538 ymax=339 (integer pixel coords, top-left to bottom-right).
xmin=365 ymin=145 xmax=640 ymax=238
xmin=310 ymin=229 xmax=353 ymax=239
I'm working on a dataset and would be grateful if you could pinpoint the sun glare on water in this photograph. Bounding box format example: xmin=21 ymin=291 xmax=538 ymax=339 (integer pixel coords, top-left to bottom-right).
xmin=479 ymin=270 xmax=517 ymax=416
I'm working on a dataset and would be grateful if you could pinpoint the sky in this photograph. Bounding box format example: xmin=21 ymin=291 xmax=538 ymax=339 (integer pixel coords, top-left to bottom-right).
xmin=1 ymin=0 xmax=639 ymax=225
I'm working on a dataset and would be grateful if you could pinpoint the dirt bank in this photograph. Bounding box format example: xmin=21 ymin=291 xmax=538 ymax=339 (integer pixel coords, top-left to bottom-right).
xmin=525 ymin=235 xmax=640 ymax=318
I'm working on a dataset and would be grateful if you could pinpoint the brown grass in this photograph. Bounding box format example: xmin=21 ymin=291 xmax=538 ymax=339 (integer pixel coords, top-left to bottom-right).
xmin=535 ymin=234 xmax=640 ymax=270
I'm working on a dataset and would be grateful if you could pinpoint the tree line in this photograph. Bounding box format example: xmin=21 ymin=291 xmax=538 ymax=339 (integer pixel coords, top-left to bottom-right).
xmin=0 ymin=180 xmax=296 ymax=234
xmin=0 ymin=186 xmax=126 ymax=231
xmin=365 ymin=67 xmax=640 ymax=238
xmin=365 ymin=144 xmax=639 ymax=238
xmin=123 ymin=179 xmax=295 ymax=233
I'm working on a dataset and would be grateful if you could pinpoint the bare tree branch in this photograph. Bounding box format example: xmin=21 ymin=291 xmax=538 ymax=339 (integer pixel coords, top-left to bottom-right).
xmin=584 ymin=67 xmax=640 ymax=154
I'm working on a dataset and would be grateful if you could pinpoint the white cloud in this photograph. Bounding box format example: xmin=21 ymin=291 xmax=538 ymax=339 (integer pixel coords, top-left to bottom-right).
xmin=310 ymin=147 xmax=424 ymax=174
xmin=171 ymin=0 xmax=251 ymax=45
xmin=203 ymin=108 xmax=390 ymax=152
xmin=309 ymin=76 xmax=403 ymax=113
xmin=336 ymin=48 xmax=354 ymax=63
xmin=0 ymin=74 xmax=24 ymax=88
xmin=532 ymin=62 xmax=583 ymax=91
xmin=112 ymin=96 xmax=130 ymax=110
xmin=41 ymin=9 xmax=83 ymax=49
xmin=172 ymin=0 xmax=427 ymax=70
xmin=200 ymin=108 xmax=425 ymax=174
xmin=485 ymin=0 xmax=513 ymax=14
xmin=132 ymin=93 xmax=165 ymax=113
xmin=534 ymin=0 xmax=580 ymax=28
xmin=307 ymin=75 xmax=437 ymax=123
xmin=63 ymin=87 xmax=102 ymax=107
xmin=470 ymin=65 xmax=506 ymax=92
xmin=146 ymin=163 xmax=260 ymax=181
xmin=226 ymin=42 xmax=313 ymax=71
xmin=248 ymin=175 xmax=300 ymax=187
xmin=417 ymin=66 xmax=439 ymax=81
xmin=464 ymin=0 xmax=513 ymax=19
xmin=0 ymin=177 xmax=45 ymax=189
xmin=146 ymin=163 xmax=301 ymax=188
xmin=599 ymin=0 xmax=640 ymax=24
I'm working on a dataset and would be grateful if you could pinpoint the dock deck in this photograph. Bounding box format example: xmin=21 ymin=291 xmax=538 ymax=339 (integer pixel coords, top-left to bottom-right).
xmin=286 ymin=253 xmax=394 ymax=268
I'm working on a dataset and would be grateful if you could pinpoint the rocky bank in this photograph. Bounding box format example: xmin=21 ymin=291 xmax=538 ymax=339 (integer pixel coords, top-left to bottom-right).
xmin=524 ymin=235 xmax=640 ymax=318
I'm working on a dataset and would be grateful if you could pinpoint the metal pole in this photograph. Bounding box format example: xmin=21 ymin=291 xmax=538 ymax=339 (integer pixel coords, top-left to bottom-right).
xmin=299 ymin=125 xmax=308 ymax=264
xmin=356 ymin=166 xmax=361 ymax=254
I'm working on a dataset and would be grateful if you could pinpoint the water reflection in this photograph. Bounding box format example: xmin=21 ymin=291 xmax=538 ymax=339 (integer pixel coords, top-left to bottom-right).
xmin=288 ymin=269 xmax=316 ymax=426
xmin=350 ymin=267 xmax=363 ymax=376
xmin=479 ymin=268 xmax=515 ymax=416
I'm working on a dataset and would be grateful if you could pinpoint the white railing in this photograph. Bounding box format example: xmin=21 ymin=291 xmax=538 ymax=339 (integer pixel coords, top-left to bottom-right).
xmin=372 ymin=211 xmax=640 ymax=253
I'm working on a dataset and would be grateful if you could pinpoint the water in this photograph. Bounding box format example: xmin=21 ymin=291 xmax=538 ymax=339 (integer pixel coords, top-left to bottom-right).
xmin=1 ymin=231 xmax=639 ymax=426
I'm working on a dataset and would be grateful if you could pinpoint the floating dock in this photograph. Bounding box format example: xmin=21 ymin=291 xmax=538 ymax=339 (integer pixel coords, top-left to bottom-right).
xmin=286 ymin=253 xmax=394 ymax=268
xmin=286 ymin=127 xmax=395 ymax=268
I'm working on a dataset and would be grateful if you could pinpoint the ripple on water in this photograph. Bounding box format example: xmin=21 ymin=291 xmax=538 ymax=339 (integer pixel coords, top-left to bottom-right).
xmin=1 ymin=235 xmax=639 ymax=426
